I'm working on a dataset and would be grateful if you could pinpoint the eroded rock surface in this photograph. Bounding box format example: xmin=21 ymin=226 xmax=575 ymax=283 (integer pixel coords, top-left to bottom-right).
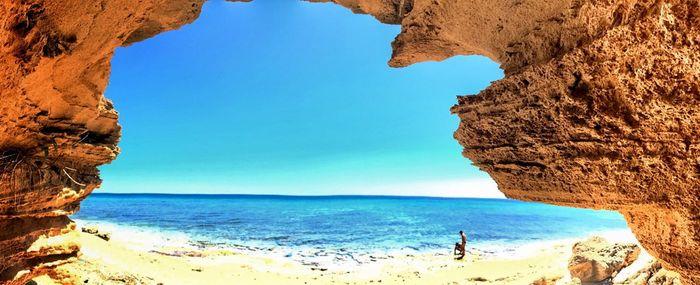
xmin=0 ymin=0 xmax=699 ymax=284
xmin=0 ymin=0 xmax=208 ymax=283
xmin=617 ymin=260 xmax=683 ymax=285
xmin=445 ymin=1 xmax=700 ymax=282
xmin=568 ymin=236 xmax=640 ymax=282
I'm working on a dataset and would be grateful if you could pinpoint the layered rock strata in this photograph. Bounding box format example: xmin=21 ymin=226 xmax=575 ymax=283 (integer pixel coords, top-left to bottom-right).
xmin=0 ymin=0 xmax=698 ymax=283
xmin=445 ymin=1 xmax=700 ymax=282
xmin=0 ymin=0 xmax=208 ymax=283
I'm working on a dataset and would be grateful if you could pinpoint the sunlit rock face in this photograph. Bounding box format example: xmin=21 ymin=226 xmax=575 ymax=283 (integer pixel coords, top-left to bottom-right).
xmin=0 ymin=0 xmax=207 ymax=283
xmin=0 ymin=0 xmax=698 ymax=283
xmin=448 ymin=1 xmax=700 ymax=283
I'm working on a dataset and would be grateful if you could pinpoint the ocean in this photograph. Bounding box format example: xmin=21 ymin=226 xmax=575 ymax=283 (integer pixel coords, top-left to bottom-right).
xmin=72 ymin=194 xmax=632 ymax=266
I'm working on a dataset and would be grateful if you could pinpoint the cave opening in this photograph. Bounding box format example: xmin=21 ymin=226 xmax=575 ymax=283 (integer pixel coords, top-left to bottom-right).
xmin=67 ymin=0 xmax=639 ymax=276
xmin=98 ymin=0 xmax=506 ymax=198
xmin=9 ymin=0 xmax=694 ymax=283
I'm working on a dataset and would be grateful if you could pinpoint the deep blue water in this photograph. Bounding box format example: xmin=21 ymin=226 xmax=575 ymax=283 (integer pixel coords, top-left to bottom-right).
xmin=72 ymin=194 xmax=630 ymax=257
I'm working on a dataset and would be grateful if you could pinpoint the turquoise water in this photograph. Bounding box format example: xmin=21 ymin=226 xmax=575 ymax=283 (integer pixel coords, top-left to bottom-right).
xmin=73 ymin=194 xmax=630 ymax=261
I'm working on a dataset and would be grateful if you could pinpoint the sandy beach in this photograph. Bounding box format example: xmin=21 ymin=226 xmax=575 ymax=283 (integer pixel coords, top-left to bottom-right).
xmin=34 ymin=231 xmax=577 ymax=285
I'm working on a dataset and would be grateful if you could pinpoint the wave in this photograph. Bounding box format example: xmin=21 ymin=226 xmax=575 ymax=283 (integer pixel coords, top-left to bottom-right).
xmin=72 ymin=218 xmax=638 ymax=269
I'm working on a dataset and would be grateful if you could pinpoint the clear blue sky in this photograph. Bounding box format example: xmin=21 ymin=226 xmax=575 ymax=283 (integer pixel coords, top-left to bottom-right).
xmin=100 ymin=0 xmax=505 ymax=197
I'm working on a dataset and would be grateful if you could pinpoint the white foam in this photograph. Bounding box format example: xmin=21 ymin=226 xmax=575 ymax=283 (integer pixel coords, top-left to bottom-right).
xmin=467 ymin=228 xmax=639 ymax=260
xmin=74 ymin=219 xmax=198 ymax=252
xmin=72 ymin=219 xmax=640 ymax=270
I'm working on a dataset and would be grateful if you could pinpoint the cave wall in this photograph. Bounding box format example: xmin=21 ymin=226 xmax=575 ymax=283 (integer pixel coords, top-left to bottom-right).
xmin=1 ymin=0 xmax=698 ymax=283
xmin=0 ymin=0 xmax=207 ymax=283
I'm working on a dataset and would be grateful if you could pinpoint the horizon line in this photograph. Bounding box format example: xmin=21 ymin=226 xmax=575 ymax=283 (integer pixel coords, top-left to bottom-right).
xmin=92 ymin=192 xmax=510 ymax=200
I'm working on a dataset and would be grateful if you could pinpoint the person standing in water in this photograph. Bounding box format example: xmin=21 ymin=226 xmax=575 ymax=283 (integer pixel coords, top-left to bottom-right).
xmin=453 ymin=230 xmax=467 ymax=259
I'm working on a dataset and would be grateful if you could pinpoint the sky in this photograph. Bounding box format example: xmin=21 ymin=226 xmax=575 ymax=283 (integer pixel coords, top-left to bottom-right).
xmin=100 ymin=0 xmax=505 ymax=197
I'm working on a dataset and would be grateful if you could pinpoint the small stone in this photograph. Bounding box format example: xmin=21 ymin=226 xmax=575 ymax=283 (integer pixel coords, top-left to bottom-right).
xmin=96 ymin=232 xmax=111 ymax=241
xmin=82 ymin=226 xmax=99 ymax=235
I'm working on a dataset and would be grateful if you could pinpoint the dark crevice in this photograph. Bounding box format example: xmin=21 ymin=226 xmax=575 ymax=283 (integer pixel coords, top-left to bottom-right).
xmin=11 ymin=4 xmax=44 ymax=37
xmin=39 ymin=126 xmax=115 ymax=146
xmin=497 ymin=160 xmax=547 ymax=169
xmin=39 ymin=126 xmax=72 ymax=135
xmin=80 ymin=132 xmax=116 ymax=145
xmin=568 ymin=71 xmax=584 ymax=96
xmin=42 ymin=33 xmax=77 ymax=58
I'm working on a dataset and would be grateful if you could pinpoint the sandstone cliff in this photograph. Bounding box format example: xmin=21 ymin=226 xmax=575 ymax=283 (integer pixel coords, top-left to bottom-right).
xmin=0 ymin=0 xmax=207 ymax=283
xmin=0 ymin=0 xmax=698 ymax=284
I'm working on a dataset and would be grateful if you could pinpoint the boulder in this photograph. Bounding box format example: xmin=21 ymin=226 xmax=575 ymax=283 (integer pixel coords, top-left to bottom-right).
xmin=568 ymin=236 xmax=641 ymax=282
xmin=606 ymin=250 xmax=684 ymax=285
xmin=614 ymin=260 xmax=661 ymax=285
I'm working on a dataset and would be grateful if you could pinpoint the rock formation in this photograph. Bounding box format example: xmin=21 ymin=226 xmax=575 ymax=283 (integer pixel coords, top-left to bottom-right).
xmin=530 ymin=236 xmax=682 ymax=284
xmin=0 ymin=0 xmax=699 ymax=284
xmin=568 ymin=236 xmax=640 ymax=282
xmin=616 ymin=260 xmax=683 ymax=285
xmin=0 ymin=0 xmax=209 ymax=283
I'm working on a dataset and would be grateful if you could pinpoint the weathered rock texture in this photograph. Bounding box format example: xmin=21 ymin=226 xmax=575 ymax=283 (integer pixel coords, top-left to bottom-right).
xmin=0 ymin=0 xmax=699 ymax=284
xmin=616 ymin=259 xmax=683 ymax=285
xmin=0 ymin=0 xmax=209 ymax=283
xmin=444 ymin=1 xmax=700 ymax=283
xmin=568 ymin=236 xmax=641 ymax=282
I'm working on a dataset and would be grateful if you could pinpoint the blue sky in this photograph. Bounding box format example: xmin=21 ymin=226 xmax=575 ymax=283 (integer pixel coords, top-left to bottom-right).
xmin=100 ymin=0 xmax=505 ymax=197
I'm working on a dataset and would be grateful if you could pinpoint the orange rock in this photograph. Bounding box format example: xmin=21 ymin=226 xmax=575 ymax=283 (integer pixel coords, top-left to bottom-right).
xmin=568 ymin=236 xmax=640 ymax=282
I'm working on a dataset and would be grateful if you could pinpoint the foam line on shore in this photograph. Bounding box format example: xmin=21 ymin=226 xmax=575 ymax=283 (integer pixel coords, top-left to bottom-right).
xmin=73 ymin=219 xmax=639 ymax=270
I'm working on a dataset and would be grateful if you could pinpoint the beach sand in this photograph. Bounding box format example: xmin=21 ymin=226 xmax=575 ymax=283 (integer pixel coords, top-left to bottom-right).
xmin=34 ymin=231 xmax=576 ymax=285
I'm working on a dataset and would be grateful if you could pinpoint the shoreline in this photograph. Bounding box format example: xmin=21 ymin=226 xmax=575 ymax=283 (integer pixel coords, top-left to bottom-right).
xmin=38 ymin=231 xmax=574 ymax=285
xmin=71 ymin=219 xmax=637 ymax=265
xmin=31 ymin=221 xmax=654 ymax=285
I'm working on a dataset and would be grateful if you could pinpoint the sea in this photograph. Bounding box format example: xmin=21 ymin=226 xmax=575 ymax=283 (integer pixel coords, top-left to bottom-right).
xmin=72 ymin=194 xmax=634 ymax=267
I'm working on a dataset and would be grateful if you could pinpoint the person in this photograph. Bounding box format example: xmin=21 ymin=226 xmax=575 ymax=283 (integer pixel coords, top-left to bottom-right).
xmin=453 ymin=242 xmax=462 ymax=256
xmin=453 ymin=230 xmax=467 ymax=259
